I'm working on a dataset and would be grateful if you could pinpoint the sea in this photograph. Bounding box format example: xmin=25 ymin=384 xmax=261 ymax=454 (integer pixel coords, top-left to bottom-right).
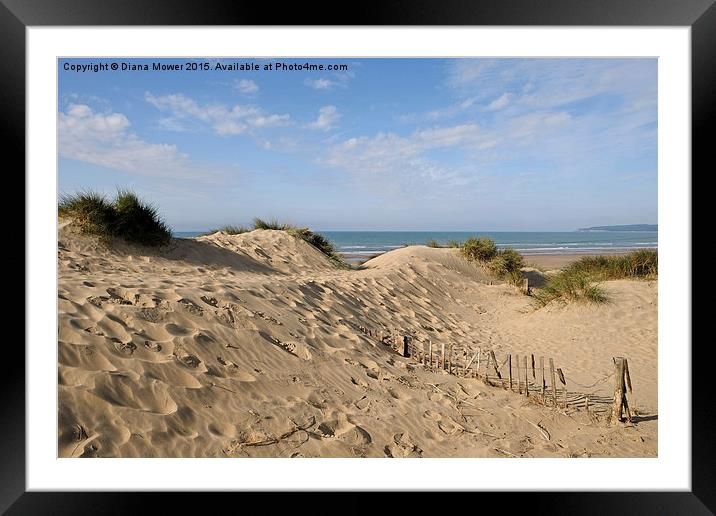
xmin=174 ymin=230 xmax=658 ymax=264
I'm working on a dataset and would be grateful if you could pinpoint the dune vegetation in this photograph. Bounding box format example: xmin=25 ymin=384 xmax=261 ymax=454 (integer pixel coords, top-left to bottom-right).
xmin=59 ymin=189 xmax=172 ymax=247
xmin=202 ymin=225 xmax=250 ymax=236
xmin=425 ymin=239 xmax=462 ymax=249
xmin=459 ymin=236 xmax=525 ymax=286
xmin=252 ymin=217 xmax=348 ymax=268
xmin=533 ymin=250 xmax=657 ymax=306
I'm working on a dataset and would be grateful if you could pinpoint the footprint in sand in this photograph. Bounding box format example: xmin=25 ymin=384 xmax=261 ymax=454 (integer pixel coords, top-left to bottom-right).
xmin=164 ymin=323 xmax=191 ymax=336
xmin=200 ymin=296 xmax=219 ymax=307
xmin=176 ymin=354 xmax=204 ymax=371
xmin=143 ymin=341 xmax=162 ymax=352
xmin=110 ymin=337 xmax=137 ymax=356
xmin=176 ymin=298 xmax=205 ymax=317
xmin=354 ymin=396 xmax=370 ymax=411
xmin=438 ymin=418 xmax=465 ymax=436
xmin=385 ymin=432 xmax=423 ymax=458
xmin=350 ymin=376 xmax=369 ymax=389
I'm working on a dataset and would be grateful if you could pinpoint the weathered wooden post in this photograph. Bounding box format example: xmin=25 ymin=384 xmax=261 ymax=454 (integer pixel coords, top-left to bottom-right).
xmin=429 ymin=340 xmax=433 ymax=370
xmin=484 ymin=351 xmax=490 ymax=382
xmin=464 ymin=349 xmax=479 ymax=378
xmin=489 ymin=350 xmax=501 ymax=380
xmin=508 ymin=354 xmax=513 ymax=391
xmin=476 ymin=347 xmax=481 ymax=378
xmin=531 ymin=354 xmax=536 ymax=379
xmin=440 ymin=343 xmax=446 ymax=371
xmin=448 ymin=344 xmax=453 ymax=374
xmin=401 ymin=335 xmax=410 ymax=358
xmin=522 ymin=277 xmax=530 ymax=294
xmin=540 ymin=356 xmax=546 ymax=402
xmin=557 ymin=368 xmax=567 ymax=407
xmin=611 ymin=357 xmax=632 ymax=423
xmin=524 ymin=355 xmax=530 ymax=397
xmin=549 ymin=358 xmax=557 ymax=406
xmin=516 ymin=354 xmax=522 ymax=393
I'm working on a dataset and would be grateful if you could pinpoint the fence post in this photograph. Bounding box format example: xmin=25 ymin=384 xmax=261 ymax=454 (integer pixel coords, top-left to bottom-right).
xmin=549 ymin=358 xmax=557 ymax=406
xmin=441 ymin=343 xmax=446 ymax=371
xmin=516 ymin=354 xmax=521 ymax=393
xmin=484 ymin=351 xmax=490 ymax=383
xmin=624 ymin=358 xmax=633 ymax=394
xmin=464 ymin=349 xmax=479 ymax=378
xmin=531 ymin=354 xmax=536 ymax=379
xmin=522 ymin=277 xmax=530 ymax=294
xmin=540 ymin=356 xmax=546 ymax=402
xmin=611 ymin=357 xmax=632 ymax=423
xmin=489 ymin=350 xmax=501 ymax=379
xmin=476 ymin=348 xmax=481 ymax=378
xmin=524 ymin=355 xmax=530 ymax=397
xmin=557 ymin=368 xmax=567 ymax=407
xmin=429 ymin=340 xmax=433 ymax=370
xmin=508 ymin=354 xmax=513 ymax=391
xmin=448 ymin=344 xmax=453 ymax=374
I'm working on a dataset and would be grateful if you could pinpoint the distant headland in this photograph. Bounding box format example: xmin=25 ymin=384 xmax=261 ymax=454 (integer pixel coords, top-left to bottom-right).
xmin=577 ymin=224 xmax=657 ymax=232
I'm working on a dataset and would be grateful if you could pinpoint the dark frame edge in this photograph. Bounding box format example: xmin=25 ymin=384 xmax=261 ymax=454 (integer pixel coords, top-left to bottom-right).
xmin=0 ymin=1 xmax=27 ymax=515
xmin=691 ymin=1 xmax=716 ymax=512
xmin=8 ymin=0 xmax=714 ymax=514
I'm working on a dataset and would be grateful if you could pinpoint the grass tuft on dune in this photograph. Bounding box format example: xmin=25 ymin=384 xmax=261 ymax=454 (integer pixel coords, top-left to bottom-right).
xmin=459 ymin=236 xmax=525 ymax=286
xmin=533 ymin=271 xmax=608 ymax=305
xmin=252 ymin=217 xmax=293 ymax=231
xmin=201 ymin=225 xmax=250 ymax=236
xmin=59 ymin=189 xmax=172 ymax=247
xmin=534 ymin=250 xmax=657 ymax=306
xmin=252 ymin=218 xmax=348 ymax=268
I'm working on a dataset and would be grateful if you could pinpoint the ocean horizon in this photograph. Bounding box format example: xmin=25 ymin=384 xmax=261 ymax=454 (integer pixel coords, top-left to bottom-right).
xmin=175 ymin=230 xmax=658 ymax=262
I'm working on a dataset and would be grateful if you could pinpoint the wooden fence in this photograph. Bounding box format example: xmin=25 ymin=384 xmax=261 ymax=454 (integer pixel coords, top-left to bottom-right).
xmin=362 ymin=327 xmax=634 ymax=424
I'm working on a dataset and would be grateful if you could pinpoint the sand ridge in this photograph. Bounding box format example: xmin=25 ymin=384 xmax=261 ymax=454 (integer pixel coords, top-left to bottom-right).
xmin=58 ymin=222 xmax=657 ymax=458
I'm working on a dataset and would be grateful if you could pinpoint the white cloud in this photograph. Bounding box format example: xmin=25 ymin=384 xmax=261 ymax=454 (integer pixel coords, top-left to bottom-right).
xmin=306 ymin=105 xmax=340 ymax=131
xmin=447 ymin=59 xmax=657 ymax=113
xmin=58 ymin=103 xmax=217 ymax=180
xmin=322 ymin=124 xmax=486 ymax=185
xmin=145 ymin=92 xmax=290 ymax=136
xmin=235 ymin=79 xmax=259 ymax=94
xmin=487 ymin=92 xmax=511 ymax=110
xmin=426 ymin=97 xmax=478 ymax=120
xmin=304 ymin=78 xmax=337 ymax=90
xmin=415 ymin=124 xmax=481 ymax=148
xmin=320 ymin=110 xmax=582 ymax=194
xmin=304 ymin=71 xmax=354 ymax=91
xmin=321 ymin=129 xmax=481 ymax=199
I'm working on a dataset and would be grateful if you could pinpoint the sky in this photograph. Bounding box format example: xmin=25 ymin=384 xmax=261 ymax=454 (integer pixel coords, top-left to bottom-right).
xmin=58 ymin=58 xmax=657 ymax=231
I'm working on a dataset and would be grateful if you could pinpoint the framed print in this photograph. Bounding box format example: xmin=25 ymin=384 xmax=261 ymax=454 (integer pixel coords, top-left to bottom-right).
xmin=5 ymin=0 xmax=712 ymax=513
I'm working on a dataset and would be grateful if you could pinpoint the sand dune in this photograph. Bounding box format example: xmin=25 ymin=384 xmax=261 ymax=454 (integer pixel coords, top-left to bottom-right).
xmin=58 ymin=222 xmax=657 ymax=458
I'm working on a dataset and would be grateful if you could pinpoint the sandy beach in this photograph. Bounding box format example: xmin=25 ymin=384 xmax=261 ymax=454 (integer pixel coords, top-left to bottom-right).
xmin=57 ymin=220 xmax=657 ymax=458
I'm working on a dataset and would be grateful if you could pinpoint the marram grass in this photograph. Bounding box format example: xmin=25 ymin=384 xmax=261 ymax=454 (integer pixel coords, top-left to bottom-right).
xmin=59 ymin=189 xmax=171 ymax=247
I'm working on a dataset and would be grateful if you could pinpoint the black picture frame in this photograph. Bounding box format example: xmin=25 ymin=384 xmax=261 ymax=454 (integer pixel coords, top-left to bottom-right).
xmin=5 ymin=0 xmax=710 ymax=513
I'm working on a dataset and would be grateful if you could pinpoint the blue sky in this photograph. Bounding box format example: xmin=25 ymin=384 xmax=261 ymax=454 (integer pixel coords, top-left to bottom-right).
xmin=58 ymin=58 xmax=657 ymax=231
